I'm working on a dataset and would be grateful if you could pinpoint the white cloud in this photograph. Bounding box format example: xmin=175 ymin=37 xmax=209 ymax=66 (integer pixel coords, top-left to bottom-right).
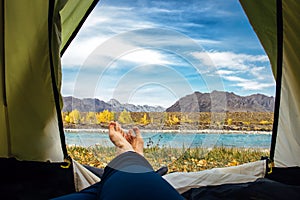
xmin=121 ymin=49 xmax=172 ymax=65
xmin=250 ymin=66 xmax=267 ymax=80
xmin=190 ymin=51 xmax=274 ymax=91
xmin=194 ymin=39 xmax=221 ymax=45
xmin=192 ymin=51 xmax=269 ymax=70
xmin=62 ymin=34 xmax=175 ymax=70
xmin=61 ymin=3 xmax=221 ymax=70
xmin=143 ymin=7 xmax=182 ymax=14
xmin=224 ymin=76 xmax=273 ymax=90
xmin=83 ymin=16 xmax=110 ymax=29
xmin=61 ymin=5 xmax=158 ymax=68
xmin=216 ymin=70 xmax=236 ymax=75
xmin=90 ymin=5 xmax=156 ymax=32
xmin=62 ymin=35 xmax=108 ymax=67
xmin=236 ymin=82 xmax=274 ymax=90
xmin=224 ymin=76 xmax=248 ymax=82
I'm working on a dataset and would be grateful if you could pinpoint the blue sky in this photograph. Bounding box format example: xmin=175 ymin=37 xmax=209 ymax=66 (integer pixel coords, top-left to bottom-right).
xmin=61 ymin=0 xmax=275 ymax=107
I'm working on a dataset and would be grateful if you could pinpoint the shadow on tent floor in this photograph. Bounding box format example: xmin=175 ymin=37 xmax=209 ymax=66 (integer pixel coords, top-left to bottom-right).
xmin=0 ymin=158 xmax=75 ymax=199
xmin=182 ymin=178 xmax=300 ymax=200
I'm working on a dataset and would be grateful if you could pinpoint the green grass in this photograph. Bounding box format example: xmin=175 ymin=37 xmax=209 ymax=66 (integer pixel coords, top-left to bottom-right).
xmin=67 ymin=146 xmax=269 ymax=173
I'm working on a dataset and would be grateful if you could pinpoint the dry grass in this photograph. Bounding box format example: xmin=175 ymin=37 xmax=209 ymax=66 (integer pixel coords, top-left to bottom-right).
xmin=67 ymin=146 xmax=269 ymax=173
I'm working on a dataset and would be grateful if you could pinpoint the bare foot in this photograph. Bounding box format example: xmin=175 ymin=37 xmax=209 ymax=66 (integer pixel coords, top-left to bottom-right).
xmin=126 ymin=127 xmax=144 ymax=156
xmin=108 ymin=122 xmax=134 ymax=155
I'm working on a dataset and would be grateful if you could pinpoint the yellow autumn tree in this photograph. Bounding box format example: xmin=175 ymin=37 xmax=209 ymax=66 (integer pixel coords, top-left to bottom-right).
xmin=69 ymin=109 xmax=81 ymax=124
xmin=181 ymin=114 xmax=192 ymax=123
xmin=96 ymin=110 xmax=114 ymax=124
xmin=118 ymin=109 xmax=133 ymax=124
xmin=86 ymin=112 xmax=97 ymax=124
xmin=259 ymin=120 xmax=271 ymax=125
xmin=171 ymin=115 xmax=180 ymax=125
xmin=227 ymin=118 xmax=233 ymax=125
xmin=81 ymin=116 xmax=85 ymax=123
xmin=140 ymin=113 xmax=150 ymax=125
xmin=166 ymin=114 xmax=180 ymax=125
xmin=64 ymin=113 xmax=70 ymax=123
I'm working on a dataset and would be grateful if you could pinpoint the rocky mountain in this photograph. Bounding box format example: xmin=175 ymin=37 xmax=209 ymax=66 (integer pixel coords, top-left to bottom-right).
xmin=63 ymin=91 xmax=274 ymax=113
xmin=166 ymin=91 xmax=274 ymax=112
xmin=62 ymin=96 xmax=111 ymax=112
xmin=106 ymin=98 xmax=165 ymax=112
xmin=62 ymin=96 xmax=165 ymax=112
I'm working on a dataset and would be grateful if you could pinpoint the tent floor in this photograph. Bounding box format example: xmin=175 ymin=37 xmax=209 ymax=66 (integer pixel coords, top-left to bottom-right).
xmin=182 ymin=178 xmax=300 ymax=200
xmin=0 ymin=158 xmax=75 ymax=199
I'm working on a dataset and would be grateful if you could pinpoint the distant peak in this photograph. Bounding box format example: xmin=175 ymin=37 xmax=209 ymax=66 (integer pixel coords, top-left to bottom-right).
xmin=107 ymin=98 xmax=121 ymax=105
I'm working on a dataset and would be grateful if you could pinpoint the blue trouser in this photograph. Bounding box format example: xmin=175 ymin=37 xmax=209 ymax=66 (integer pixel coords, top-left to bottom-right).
xmin=53 ymin=152 xmax=183 ymax=200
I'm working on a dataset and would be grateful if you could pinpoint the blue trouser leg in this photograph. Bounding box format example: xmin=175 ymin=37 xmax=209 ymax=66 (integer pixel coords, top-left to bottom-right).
xmin=53 ymin=152 xmax=183 ymax=200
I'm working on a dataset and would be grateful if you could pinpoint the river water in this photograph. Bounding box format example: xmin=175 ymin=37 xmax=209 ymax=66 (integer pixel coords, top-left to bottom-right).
xmin=65 ymin=131 xmax=271 ymax=149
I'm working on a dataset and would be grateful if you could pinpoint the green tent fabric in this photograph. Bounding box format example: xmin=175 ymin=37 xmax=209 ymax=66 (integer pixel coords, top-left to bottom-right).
xmin=0 ymin=0 xmax=98 ymax=162
xmin=240 ymin=0 xmax=300 ymax=167
xmin=60 ymin=0 xmax=99 ymax=55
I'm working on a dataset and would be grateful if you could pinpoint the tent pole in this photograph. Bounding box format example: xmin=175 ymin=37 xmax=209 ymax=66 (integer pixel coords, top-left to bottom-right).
xmin=1 ymin=0 xmax=12 ymax=157
xmin=270 ymin=0 xmax=283 ymax=163
xmin=48 ymin=0 xmax=68 ymax=159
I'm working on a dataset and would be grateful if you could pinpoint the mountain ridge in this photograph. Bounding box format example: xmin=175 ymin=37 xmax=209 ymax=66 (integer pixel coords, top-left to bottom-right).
xmin=62 ymin=96 xmax=165 ymax=112
xmin=166 ymin=91 xmax=274 ymax=112
xmin=62 ymin=91 xmax=274 ymax=113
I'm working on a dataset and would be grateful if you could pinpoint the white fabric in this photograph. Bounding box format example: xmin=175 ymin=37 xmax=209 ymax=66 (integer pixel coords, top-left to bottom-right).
xmin=72 ymin=160 xmax=101 ymax=192
xmin=163 ymin=160 xmax=266 ymax=194
xmin=275 ymin=69 xmax=300 ymax=167
xmin=274 ymin=0 xmax=300 ymax=167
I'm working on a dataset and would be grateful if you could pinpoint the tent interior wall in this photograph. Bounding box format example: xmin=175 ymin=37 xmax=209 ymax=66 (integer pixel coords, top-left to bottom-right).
xmin=240 ymin=0 xmax=300 ymax=168
xmin=0 ymin=0 xmax=99 ymax=198
xmin=0 ymin=0 xmax=299 ymax=199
